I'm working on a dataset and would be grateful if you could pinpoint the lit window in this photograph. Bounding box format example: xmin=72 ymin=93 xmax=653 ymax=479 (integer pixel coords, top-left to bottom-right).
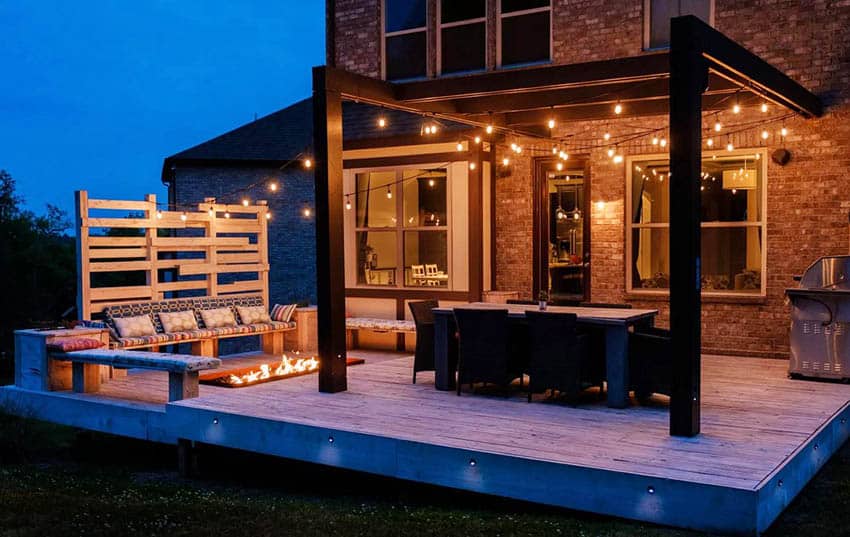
xmin=439 ymin=0 xmax=486 ymax=75
xmin=384 ymin=0 xmax=427 ymax=80
xmin=645 ymin=0 xmax=713 ymax=49
xmin=627 ymin=152 xmax=765 ymax=295
xmin=499 ymin=0 xmax=551 ymax=67
xmin=355 ymin=169 xmax=449 ymax=288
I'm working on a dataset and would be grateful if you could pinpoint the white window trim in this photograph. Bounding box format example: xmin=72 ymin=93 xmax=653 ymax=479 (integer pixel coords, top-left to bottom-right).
xmin=496 ymin=2 xmax=553 ymax=68
xmin=624 ymin=149 xmax=768 ymax=298
xmin=350 ymin=163 xmax=454 ymax=290
xmin=436 ymin=1 xmax=488 ymax=76
xmin=642 ymin=0 xmax=716 ymax=51
xmin=381 ymin=0 xmax=429 ymax=81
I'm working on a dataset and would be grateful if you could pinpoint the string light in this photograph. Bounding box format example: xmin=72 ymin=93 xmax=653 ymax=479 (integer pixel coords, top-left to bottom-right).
xmin=706 ymin=138 xmax=714 ymax=147
xmin=474 ymin=135 xmax=481 ymax=144
xmin=651 ymin=136 xmax=659 ymax=145
xmin=780 ymin=126 xmax=788 ymax=137
xmin=510 ymin=142 xmax=517 ymax=151
xmin=265 ymin=212 xmax=271 ymax=220
xmin=428 ymin=178 xmax=435 ymax=187
xmin=732 ymin=102 xmax=741 ymax=114
xmin=386 ymin=186 xmax=392 ymax=199
xmin=208 ymin=207 xmax=215 ymax=217
xmin=603 ymin=132 xmax=611 ymax=141
xmin=345 ymin=195 xmax=352 ymax=210
xmin=156 ymin=210 xmax=163 ymax=219
xmin=761 ymin=102 xmax=768 ymax=113
xmin=659 ymin=138 xmax=667 ymax=148
xmin=714 ymin=120 xmax=722 ymax=132
xmin=556 ymin=162 xmax=564 ymax=171
xmin=547 ymin=117 xmax=556 ymax=129
xmin=180 ymin=212 xmax=187 ymax=222
xmin=614 ymin=102 xmax=623 ymax=115
xmin=224 ymin=208 xmax=231 ymax=219
xmin=485 ymin=124 xmax=493 ymax=135
xmin=242 ymin=199 xmax=249 ymax=207
xmin=761 ymin=130 xmax=769 ymax=140
xmin=303 ymin=207 xmax=311 ymax=217
xmin=303 ymin=158 xmax=312 ymax=169
xmin=469 ymin=162 xmax=477 ymax=170
xmin=456 ymin=141 xmax=464 ymax=151
xmin=269 ymin=182 xmax=278 ymax=192
xmin=377 ymin=116 xmax=387 ymax=128
xmin=552 ymin=147 xmax=558 ymax=155
xmin=726 ymin=138 xmax=734 ymax=151
xmin=613 ymin=154 xmax=624 ymax=164
xmin=607 ymin=148 xmax=615 ymax=158
xmin=559 ymin=151 xmax=569 ymax=160
xmin=502 ymin=157 xmax=510 ymax=166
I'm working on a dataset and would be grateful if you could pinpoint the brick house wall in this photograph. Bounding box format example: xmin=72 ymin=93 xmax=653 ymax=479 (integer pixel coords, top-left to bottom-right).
xmin=171 ymin=165 xmax=317 ymax=307
xmin=331 ymin=0 xmax=850 ymax=357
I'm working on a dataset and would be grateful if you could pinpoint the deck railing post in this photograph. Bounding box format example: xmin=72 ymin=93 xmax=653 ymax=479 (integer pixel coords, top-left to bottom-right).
xmin=312 ymin=66 xmax=348 ymax=393
xmin=668 ymin=16 xmax=706 ymax=437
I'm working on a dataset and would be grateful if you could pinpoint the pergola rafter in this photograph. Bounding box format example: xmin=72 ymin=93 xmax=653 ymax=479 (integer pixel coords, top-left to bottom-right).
xmin=312 ymin=15 xmax=822 ymax=436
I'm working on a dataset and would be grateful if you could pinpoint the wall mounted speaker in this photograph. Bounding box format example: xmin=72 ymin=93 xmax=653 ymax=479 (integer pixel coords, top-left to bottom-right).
xmin=771 ymin=148 xmax=791 ymax=165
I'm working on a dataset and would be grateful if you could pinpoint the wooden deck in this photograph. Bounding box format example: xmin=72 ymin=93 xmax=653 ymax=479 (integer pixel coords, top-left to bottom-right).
xmin=2 ymin=351 xmax=849 ymax=535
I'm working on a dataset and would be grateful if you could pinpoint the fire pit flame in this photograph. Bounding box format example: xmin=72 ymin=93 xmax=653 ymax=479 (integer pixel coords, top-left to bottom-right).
xmin=226 ymin=354 xmax=319 ymax=386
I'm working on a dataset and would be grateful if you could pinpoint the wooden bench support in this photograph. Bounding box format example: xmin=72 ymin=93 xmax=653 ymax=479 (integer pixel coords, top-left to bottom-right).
xmin=191 ymin=339 xmax=215 ymax=357
xmin=72 ymin=362 xmax=101 ymax=394
xmin=168 ymin=371 xmax=199 ymax=402
xmin=261 ymin=331 xmax=284 ymax=356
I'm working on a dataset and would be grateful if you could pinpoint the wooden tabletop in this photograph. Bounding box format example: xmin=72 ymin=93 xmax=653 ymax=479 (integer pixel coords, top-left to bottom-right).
xmin=433 ymin=302 xmax=658 ymax=326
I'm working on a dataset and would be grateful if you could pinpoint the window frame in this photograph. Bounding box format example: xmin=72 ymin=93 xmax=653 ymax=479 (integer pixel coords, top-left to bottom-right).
xmin=624 ymin=149 xmax=768 ymax=298
xmin=642 ymin=0 xmax=715 ymax=51
xmin=496 ymin=1 xmax=553 ymax=69
xmin=351 ymin=164 xmax=453 ymax=289
xmin=381 ymin=0 xmax=429 ymax=81
xmin=436 ymin=0 xmax=488 ymax=76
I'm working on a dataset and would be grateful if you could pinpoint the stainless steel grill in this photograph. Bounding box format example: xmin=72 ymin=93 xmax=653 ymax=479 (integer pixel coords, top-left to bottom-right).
xmin=786 ymin=255 xmax=850 ymax=381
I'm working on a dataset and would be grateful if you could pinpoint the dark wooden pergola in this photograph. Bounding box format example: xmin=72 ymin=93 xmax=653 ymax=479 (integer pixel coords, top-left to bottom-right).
xmin=312 ymin=16 xmax=822 ymax=437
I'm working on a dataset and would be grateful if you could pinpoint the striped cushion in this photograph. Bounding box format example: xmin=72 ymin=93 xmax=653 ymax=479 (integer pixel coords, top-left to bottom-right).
xmin=271 ymin=304 xmax=298 ymax=323
xmin=48 ymin=338 xmax=104 ymax=352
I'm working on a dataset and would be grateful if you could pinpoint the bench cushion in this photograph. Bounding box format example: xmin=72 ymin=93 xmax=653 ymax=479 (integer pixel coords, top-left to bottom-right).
xmin=47 ymin=338 xmax=105 ymax=353
xmin=113 ymin=321 xmax=296 ymax=348
xmin=346 ymin=317 xmax=416 ymax=332
xmin=105 ymin=294 xmax=265 ymax=333
xmin=56 ymin=348 xmax=221 ymax=373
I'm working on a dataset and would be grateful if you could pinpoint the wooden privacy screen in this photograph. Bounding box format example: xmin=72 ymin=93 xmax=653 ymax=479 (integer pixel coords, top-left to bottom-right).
xmin=75 ymin=191 xmax=270 ymax=319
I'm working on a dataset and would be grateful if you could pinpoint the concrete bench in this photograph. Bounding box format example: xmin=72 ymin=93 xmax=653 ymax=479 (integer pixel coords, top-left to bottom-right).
xmin=52 ymin=349 xmax=221 ymax=401
xmin=345 ymin=317 xmax=416 ymax=349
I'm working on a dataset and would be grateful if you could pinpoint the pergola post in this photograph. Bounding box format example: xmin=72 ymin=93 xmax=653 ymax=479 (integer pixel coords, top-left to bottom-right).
xmin=668 ymin=17 xmax=707 ymax=437
xmin=312 ymin=66 xmax=347 ymax=393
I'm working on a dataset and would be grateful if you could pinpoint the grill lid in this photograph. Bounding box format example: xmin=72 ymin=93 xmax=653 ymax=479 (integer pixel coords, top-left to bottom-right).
xmin=799 ymin=255 xmax=850 ymax=289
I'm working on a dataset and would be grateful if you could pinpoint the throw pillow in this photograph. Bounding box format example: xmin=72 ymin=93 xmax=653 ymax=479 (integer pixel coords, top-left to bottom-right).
xmin=236 ymin=305 xmax=271 ymax=325
xmin=113 ymin=314 xmax=157 ymax=338
xmin=200 ymin=307 xmax=237 ymax=328
xmin=270 ymin=303 xmax=298 ymax=323
xmin=158 ymin=310 xmax=198 ymax=333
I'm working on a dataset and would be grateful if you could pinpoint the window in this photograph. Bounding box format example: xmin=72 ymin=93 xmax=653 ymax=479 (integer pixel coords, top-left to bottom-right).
xmin=498 ymin=0 xmax=551 ymax=67
xmin=626 ymin=151 xmax=766 ymax=296
xmin=645 ymin=0 xmax=713 ymax=49
xmin=438 ymin=0 xmax=487 ymax=75
xmin=383 ymin=0 xmax=427 ymax=80
xmin=355 ymin=168 xmax=449 ymax=288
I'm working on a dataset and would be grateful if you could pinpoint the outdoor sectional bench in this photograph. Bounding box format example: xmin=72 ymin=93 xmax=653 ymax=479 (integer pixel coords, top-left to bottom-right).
xmin=95 ymin=294 xmax=295 ymax=357
xmin=345 ymin=317 xmax=416 ymax=349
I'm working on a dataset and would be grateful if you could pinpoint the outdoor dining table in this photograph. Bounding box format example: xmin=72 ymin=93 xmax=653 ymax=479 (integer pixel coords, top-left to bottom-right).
xmin=432 ymin=302 xmax=659 ymax=408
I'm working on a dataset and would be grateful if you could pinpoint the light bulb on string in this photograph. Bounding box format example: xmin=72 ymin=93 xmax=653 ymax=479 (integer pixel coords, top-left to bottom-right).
xmin=726 ymin=137 xmax=734 ymax=152
xmin=428 ymin=178 xmax=435 ymax=187
xmin=556 ymin=162 xmax=564 ymax=171
xmin=485 ymin=124 xmax=493 ymax=135
xmin=659 ymin=138 xmax=667 ymax=148
xmin=548 ymin=117 xmax=556 ymax=129
xmin=269 ymin=182 xmax=278 ymax=192
xmin=224 ymin=207 xmax=231 ymax=219
xmin=386 ymin=186 xmax=393 ymax=199
xmin=552 ymin=146 xmax=558 ymax=155
xmin=714 ymin=120 xmax=722 ymax=132
xmin=780 ymin=126 xmax=788 ymax=138
xmin=180 ymin=212 xmax=187 ymax=222
xmin=456 ymin=141 xmax=464 ymax=151
xmin=303 ymin=158 xmax=312 ymax=169
xmin=732 ymin=102 xmax=741 ymax=114
xmin=603 ymin=132 xmax=611 ymax=141
xmin=651 ymin=136 xmax=659 ymax=145
xmin=474 ymin=135 xmax=481 ymax=144
xmin=469 ymin=162 xmax=477 ymax=170
xmin=156 ymin=209 xmax=163 ymax=219
xmin=607 ymin=148 xmax=615 ymax=158
xmin=242 ymin=198 xmax=249 ymax=207
xmin=706 ymin=138 xmax=714 ymax=147
xmin=265 ymin=212 xmax=271 ymax=220
xmin=208 ymin=206 xmax=215 ymax=217
xmin=560 ymin=151 xmax=569 ymax=160
xmin=761 ymin=130 xmax=769 ymax=140
xmin=761 ymin=102 xmax=768 ymax=113
xmin=345 ymin=196 xmax=352 ymax=210
xmin=377 ymin=116 xmax=387 ymax=128
xmin=502 ymin=157 xmax=510 ymax=166
xmin=303 ymin=207 xmax=312 ymax=218
xmin=614 ymin=102 xmax=623 ymax=115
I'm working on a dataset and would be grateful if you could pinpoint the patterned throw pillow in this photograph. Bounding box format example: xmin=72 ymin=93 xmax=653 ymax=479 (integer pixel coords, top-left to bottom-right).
xmin=236 ymin=305 xmax=271 ymax=325
xmin=200 ymin=307 xmax=237 ymax=328
xmin=270 ymin=304 xmax=298 ymax=323
xmin=158 ymin=310 xmax=198 ymax=333
xmin=113 ymin=314 xmax=157 ymax=338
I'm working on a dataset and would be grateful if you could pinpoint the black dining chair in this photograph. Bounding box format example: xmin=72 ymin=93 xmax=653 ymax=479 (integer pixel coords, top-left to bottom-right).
xmin=525 ymin=311 xmax=598 ymax=402
xmin=579 ymin=302 xmax=632 ymax=363
xmin=453 ymin=308 xmax=524 ymax=396
xmin=629 ymin=326 xmax=673 ymax=402
xmin=408 ymin=300 xmax=438 ymax=384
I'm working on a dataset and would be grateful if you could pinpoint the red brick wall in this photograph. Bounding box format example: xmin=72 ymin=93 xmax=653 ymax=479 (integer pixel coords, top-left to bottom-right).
xmin=331 ymin=0 xmax=850 ymax=357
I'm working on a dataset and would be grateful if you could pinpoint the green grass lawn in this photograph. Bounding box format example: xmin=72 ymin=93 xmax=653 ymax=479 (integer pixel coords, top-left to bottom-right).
xmin=1 ymin=407 xmax=849 ymax=537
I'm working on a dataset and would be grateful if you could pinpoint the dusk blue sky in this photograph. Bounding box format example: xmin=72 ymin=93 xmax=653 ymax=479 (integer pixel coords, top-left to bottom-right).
xmin=0 ymin=1 xmax=324 ymax=221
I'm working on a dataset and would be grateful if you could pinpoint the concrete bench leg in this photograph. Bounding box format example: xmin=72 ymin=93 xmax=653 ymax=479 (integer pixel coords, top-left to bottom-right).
xmin=190 ymin=339 xmax=215 ymax=357
xmin=261 ymin=332 xmax=284 ymax=356
xmin=168 ymin=371 xmax=199 ymax=401
xmin=72 ymin=363 xmax=101 ymax=394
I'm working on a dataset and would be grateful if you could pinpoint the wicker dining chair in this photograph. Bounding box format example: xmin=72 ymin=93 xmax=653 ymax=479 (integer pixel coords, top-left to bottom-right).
xmin=453 ymin=308 xmax=524 ymax=396
xmin=629 ymin=326 xmax=673 ymax=402
xmin=525 ymin=311 xmax=597 ymax=402
xmin=408 ymin=300 xmax=438 ymax=384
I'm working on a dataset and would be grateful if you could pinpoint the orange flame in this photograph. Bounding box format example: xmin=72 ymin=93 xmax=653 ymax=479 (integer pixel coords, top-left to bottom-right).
xmin=226 ymin=354 xmax=320 ymax=385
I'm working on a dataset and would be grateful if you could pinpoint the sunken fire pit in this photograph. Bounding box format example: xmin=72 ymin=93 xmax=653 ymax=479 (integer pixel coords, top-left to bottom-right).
xmin=199 ymin=354 xmax=364 ymax=388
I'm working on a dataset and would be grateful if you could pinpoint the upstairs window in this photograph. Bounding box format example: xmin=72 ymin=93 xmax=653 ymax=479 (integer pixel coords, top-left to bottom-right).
xmin=498 ymin=0 xmax=551 ymax=67
xmin=645 ymin=0 xmax=713 ymax=49
xmin=384 ymin=0 xmax=427 ymax=80
xmin=438 ymin=0 xmax=487 ymax=75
